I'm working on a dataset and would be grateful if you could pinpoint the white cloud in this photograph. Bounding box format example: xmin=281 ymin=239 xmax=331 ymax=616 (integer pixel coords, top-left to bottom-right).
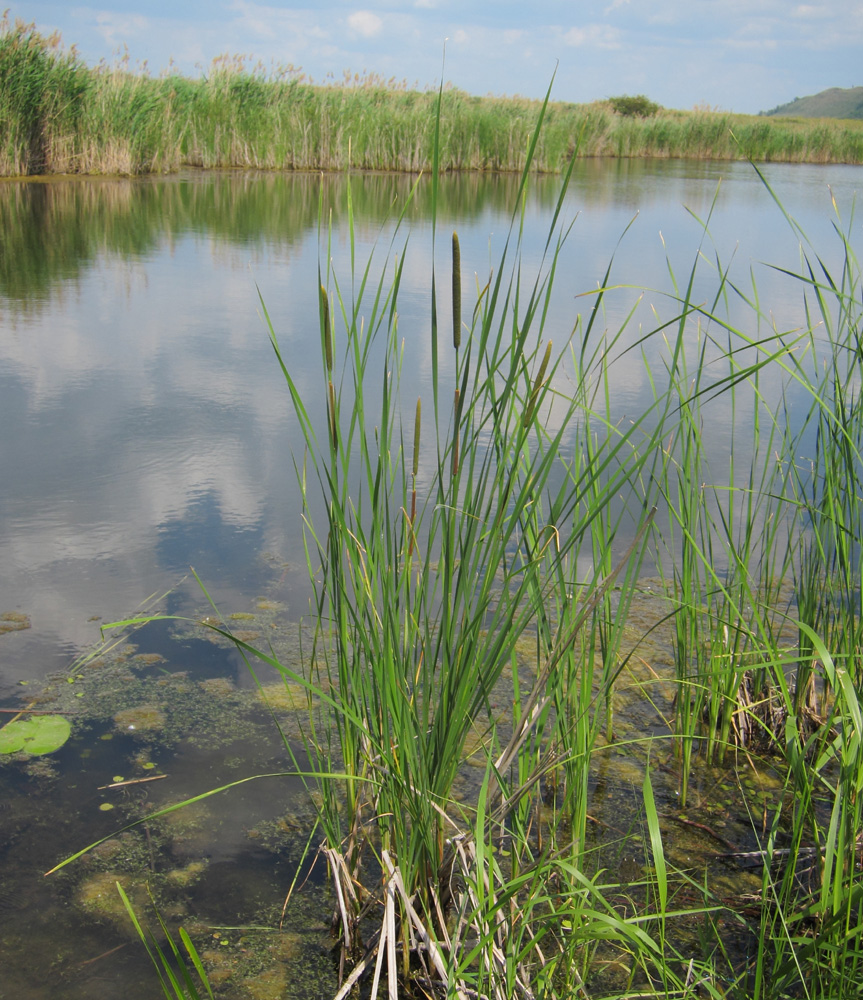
xmin=94 ymin=12 xmax=149 ymax=48
xmin=727 ymin=35 xmax=779 ymax=51
xmin=453 ymin=28 xmax=468 ymax=44
xmin=562 ymin=24 xmax=621 ymax=49
xmin=348 ymin=10 xmax=383 ymax=38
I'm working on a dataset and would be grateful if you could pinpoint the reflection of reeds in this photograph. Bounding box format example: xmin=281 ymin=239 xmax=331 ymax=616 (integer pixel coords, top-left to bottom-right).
xmin=0 ymin=169 xmax=573 ymax=308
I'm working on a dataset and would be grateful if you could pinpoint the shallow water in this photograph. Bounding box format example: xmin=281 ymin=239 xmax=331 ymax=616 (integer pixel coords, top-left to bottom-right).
xmin=2 ymin=161 xmax=863 ymax=693
xmin=1 ymin=161 xmax=862 ymax=996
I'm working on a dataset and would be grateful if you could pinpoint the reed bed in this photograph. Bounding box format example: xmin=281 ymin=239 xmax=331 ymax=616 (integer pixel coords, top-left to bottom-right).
xmin=44 ymin=41 xmax=863 ymax=1000
xmin=241 ymin=98 xmax=863 ymax=998
xmin=4 ymin=15 xmax=863 ymax=177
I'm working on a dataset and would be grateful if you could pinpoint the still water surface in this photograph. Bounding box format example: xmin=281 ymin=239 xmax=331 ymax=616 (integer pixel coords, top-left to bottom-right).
xmin=1 ymin=160 xmax=862 ymax=996
xmin=3 ymin=160 xmax=862 ymax=693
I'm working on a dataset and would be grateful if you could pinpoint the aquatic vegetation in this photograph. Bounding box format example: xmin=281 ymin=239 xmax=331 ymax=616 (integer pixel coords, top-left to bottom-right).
xmin=256 ymin=681 xmax=316 ymax=713
xmin=165 ymin=860 xmax=208 ymax=887
xmin=29 ymin=64 xmax=863 ymax=1000
xmin=247 ymin=84 xmax=666 ymax=997
xmin=245 ymin=966 xmax=288 ymax=1000
xmin=0 ymin=610 xmax=31 ymax=634
xmin=198 ymin=677 xmax=236 ymax=698
xmin=118 ymin=884 xmax=217 ymax=1000
xmin=77 ymin=870 xmax=149 ymax=929
xmin=0 ymin=714 xmax=71 ymax=755
xmin=2 ymin=15 xmax=863 ymax=177
xmin=114 ymin=704 xmax=167 ymax=734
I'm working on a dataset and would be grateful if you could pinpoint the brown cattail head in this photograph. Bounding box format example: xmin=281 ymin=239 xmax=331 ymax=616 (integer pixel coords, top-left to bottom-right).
xmin=320 ymin=283 xmax=333 ymax=373
xmin=452 ymin=231 xmax=461 ymax=351
xmin=413 ymin=397 xmax=421 ymax=478
xmin=523 ymin=340 xmax=553 ymax=427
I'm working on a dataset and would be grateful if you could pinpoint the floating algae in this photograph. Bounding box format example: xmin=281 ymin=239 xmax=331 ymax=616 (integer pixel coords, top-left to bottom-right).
xmin=165 ymin=859 xmax=208 ymax=886
xmin=113 ymin=704 xmax=166 ymax=734
xmin=246 ymin=966 xmax=289 ymax=1000
xmin=76 ymin=871 xmax=148 ymax=931
xmin=0 ymin=610 xmax=31 ymax=635
xmin=257 ymin=681 xmax=316 ymax=712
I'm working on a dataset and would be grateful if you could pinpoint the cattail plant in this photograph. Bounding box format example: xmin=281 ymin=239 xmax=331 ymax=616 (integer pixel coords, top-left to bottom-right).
xmin=452 ymin=230 xmax=461 ymax=350
xmin=408 ymin=396 xmax=420 ymax=555
xmin=451 ymin=230 xmax=462 ymax=478
xmin=320 ymin=282 xmax=337 ymax=449
xmin=523 ymin=339 xmax=552 ymax=427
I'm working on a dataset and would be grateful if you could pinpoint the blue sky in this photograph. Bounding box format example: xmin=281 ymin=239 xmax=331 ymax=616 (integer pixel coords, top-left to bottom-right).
xmin=8 ymin=1 xmax=863 ymax=114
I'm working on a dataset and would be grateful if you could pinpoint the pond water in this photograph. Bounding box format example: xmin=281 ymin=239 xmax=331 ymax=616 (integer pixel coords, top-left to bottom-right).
xmin=3 ymin=160 xmax=863 ymax=695
xmin=1 ymin=160 xmax=862 ymax=997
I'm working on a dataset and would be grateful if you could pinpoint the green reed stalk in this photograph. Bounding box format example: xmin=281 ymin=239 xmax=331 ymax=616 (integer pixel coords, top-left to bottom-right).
xmin=117 ymin=885 xmax=214 ymax=1000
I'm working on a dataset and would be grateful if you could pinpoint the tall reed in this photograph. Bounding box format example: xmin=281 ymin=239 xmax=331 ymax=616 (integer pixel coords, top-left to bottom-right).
xmin=4 ymin=15 xmax=863 ymax=177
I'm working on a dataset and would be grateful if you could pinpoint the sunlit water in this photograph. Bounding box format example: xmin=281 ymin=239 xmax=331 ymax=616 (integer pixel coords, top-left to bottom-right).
xmin=1 ymin=161 xmax=862 ymax=997
xmin=2 ymin=162 xmax=862 ymax=693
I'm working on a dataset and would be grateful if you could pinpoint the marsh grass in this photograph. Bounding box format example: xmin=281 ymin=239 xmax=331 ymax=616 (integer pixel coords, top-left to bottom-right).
xmin=42 ymin=55 xmax=863 ymax=1000
xmin=4 ymin=16 xmax=863 ymax=177
xmin=257 ymin=81 xmax=674 ymax=995
xmin=250 ymin=75 xmax=863 ymax=995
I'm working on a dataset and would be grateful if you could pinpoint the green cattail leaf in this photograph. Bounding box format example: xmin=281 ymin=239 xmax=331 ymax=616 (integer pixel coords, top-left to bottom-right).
xmin=452 ymin=231 xmax=461 ymax=350
xmin=451 ymin=387 xmax=460 ymax=478
xmin=327 ymin=380 xmax=337 ymax=448
xmin=320 ymin=283 xmax=333 ymax=373
xmin=413 ymin=398 xmax=421 ymax=478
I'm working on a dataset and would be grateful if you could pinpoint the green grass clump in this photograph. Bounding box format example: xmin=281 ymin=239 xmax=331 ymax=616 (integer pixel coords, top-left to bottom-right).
xmin=257 ymin=85 xmax=672 ymax=997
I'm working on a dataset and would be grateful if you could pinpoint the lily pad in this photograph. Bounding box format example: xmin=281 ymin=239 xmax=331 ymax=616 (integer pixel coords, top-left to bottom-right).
xmin=0 ymin=716 xmax=72 ymax=755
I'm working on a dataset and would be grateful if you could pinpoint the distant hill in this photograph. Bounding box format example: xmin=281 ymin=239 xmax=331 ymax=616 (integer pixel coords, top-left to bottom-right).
xmin=761 ymin=87 xmax=863 ymax=119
